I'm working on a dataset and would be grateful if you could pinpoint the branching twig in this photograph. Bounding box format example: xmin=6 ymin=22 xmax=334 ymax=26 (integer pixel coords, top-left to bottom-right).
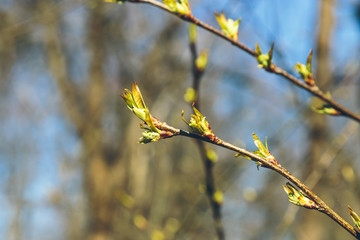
xmin=126 ymin=0 xmax=360 ymax=123
xmin=122 ymin=101 xmax=358 ymax=238
xmin=120 ymin=81 xmax=359 ymax=238
xmin=115 ymin=0 xmax=360 ymax=238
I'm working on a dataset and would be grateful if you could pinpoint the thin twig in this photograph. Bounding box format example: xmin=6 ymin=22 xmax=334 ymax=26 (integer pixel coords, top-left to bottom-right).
xmin=153 ymin=120 xmax=359 ymax=238
xmin=128 ymin=0 xmax=360 ymax=123
xmin=117 ymin=0 xmax=360 ymax=238
xmin=273 ymin=121 xmax=359 ymax=239
xmin=173 ymin=129 xmax=359 ymax=239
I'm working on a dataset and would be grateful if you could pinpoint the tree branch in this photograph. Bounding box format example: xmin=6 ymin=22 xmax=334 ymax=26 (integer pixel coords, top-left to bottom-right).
xmin=188 ymin=28 xmax=225 ymax=239
xmin=126 ymin=0 xmax=360 ymax=123
xmin=169 ymin=128 xmax=359 ymax=239
xmin=143 ymin=119 xmax=359 ymax=238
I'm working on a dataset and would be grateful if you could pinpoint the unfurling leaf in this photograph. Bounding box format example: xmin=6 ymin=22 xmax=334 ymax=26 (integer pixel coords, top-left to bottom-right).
xmin=255 ymin=43 xmax=274 ymax=71
xmin=252 ymin=133 xmax=279 ymax=167
xmin=235 ymin=153 xmax=251 ymax=160
xmin=294 ymin=49 xmax=315 ymax=86
xmin=144 ymin=109 xmax=160 ymax=133
xmin=139 ymin=130 xmax=161 ymax=144
xmin=348 ymin=206 xmax=360 ymax=231
xmin=312 ymin=104 xmax=341 ymax=116
xmin=253 ymin=133 xmax=268 ymax=158
xmin=215 ymin=12 xmax=241 ymax=41
xmin=163 ymin=0 xmax=191 ymax=15
xmin=306 ymin=49 xmax=313 ymax=72
xmin=182 ymin=107 xmax=215 ymax=140
xmin=121 ymin=82 xmax=174 ymax=144
xmin=283 ymin=183 xmax=318 ymax=209
xmin=120 ymin=82 xmax=147 ymax=121
xmin=311 ymin=92 xmax=341 ymax=116
xmin=235 ymin=133 xmax=279 ymax=167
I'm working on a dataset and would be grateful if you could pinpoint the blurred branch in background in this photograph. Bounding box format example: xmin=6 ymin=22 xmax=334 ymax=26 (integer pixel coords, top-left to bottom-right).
xmin=300 ymin=0 xmax=335 ymax=238
xmin=187 ymin=23 xmax=225 ymax=240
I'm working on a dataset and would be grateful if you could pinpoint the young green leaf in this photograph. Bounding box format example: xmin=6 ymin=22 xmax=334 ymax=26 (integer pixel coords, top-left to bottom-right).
xmin=348 ymin=206 xmax=360 ymax=231
xmin=294 ymin=49 xmax=315 ymax=86
xmin=215 ymin=12 xmax=241 ymax=41
xmin=312 ymin=104 xmax=341 ymax=116
xmin=283 ymin=183 xmax=318 ymax=209
xmin=120 ymin=82 xmax=147 ymax=121
xmin=255 ymin=43 xmax=274 ymax=71
xmin=163 ymin=0 xmax=191 ymax=15
xmin=182 ymin=106 xmax=215 ymax=140
xmin=121 ymin=83 xmax=175 ymax=144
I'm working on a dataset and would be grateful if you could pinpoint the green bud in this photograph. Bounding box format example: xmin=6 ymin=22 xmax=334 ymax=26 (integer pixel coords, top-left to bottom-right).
xmin=163 ymin=0 xmax=191 ymax=15
xmin=188 ymin=23 xmax=197 ymax=44
xmin=120 ymin=82 xmax=148 ymax=121
xmin=312 ymin=104 xmax=341 ymax=116
xmin=348 ymin=206 xmax=360 ymax=231
xmin=213 ymin=190 xmax=224 ymax=205
xmin=195 ymin=50 xmax=209 ymax=71
xmin=182 ymin=107 xmax=215 ymax=140
xmin=283 ymin=183 xmax=318 ymax=209
xmin=184 ymin=88 xmax=196 ymax=103
xmin=139 ymin=131 xmax=161 ymax=144
xmin=206 ymin=149 xmax=218 ymax=163
xmin=215 ymin=12 xmax=241 ymax=41
xmin=255 ymin=43 xmax=274 ymax=70
xmin=252 ymin=133 xmax=279 ymax=166
xmin=294 ymin=49 xmax=315 ymax=86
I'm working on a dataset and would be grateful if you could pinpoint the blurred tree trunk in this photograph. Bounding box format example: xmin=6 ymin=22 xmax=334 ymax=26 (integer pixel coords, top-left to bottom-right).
xmin=298 ymin=0 xmax=335 ymax=238
xmin=42 ymin=2 xmax=124 ymax=240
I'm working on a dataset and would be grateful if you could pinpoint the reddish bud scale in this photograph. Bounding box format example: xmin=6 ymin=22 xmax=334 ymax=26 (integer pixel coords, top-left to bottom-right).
xmin=305 ymin=74 xmax=315 ymax=86
xmin=264 ymin=63 xmax=276 ymax=72
xmin=160 ymin=131 xmax=174 ymax=139
xmin=202 ymin=133 xmax=216 ymax=142
xmin=301 ymin=198 xmax=318 ymax=209
xmin=266 ymin=155 xmax=281 ymax=167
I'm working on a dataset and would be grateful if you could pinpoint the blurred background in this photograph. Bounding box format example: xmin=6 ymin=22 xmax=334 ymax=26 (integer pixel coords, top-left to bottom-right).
xmin=1 ymin=0 xmax=360 ymax=239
